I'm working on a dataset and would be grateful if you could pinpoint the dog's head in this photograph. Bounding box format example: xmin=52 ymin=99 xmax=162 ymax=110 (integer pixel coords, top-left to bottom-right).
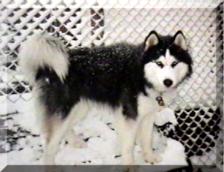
xmin=142 ymin=31 xmax=193 ymax=92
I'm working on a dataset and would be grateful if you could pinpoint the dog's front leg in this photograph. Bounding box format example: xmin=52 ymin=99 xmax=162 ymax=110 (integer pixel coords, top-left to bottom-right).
xmin=139 ymin=114 xmax=161 ymax=164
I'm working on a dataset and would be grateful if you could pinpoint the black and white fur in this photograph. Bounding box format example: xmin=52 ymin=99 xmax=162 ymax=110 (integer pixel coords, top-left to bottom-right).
xmin=19 ymin=31 xmax=192 ymax=165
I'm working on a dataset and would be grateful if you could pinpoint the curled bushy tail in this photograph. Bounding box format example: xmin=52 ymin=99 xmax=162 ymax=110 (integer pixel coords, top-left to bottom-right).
xmin=19 ymin=34 xmax=69 ymax=84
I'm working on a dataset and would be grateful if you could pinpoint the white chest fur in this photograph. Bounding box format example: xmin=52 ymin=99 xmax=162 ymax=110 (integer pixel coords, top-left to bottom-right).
xmin=137 ymin=88 xmax=176 ymax=118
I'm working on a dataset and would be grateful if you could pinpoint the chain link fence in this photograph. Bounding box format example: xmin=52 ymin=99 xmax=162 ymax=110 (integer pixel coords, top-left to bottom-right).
xmin=0 ymin=0 xmax=223 ymax=168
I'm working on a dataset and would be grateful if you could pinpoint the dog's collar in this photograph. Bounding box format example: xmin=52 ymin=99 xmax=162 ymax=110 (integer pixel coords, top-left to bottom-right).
xmin=156 ymin=95 xmax=165 ymax=107
xmin=143 ymin=82 xmax=165 ymax=107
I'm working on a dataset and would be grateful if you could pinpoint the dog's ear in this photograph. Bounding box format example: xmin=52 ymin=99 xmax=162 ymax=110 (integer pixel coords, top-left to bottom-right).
xmin=144 ymin=31 xmax=159 ymax=51
xmin=173 ymin=31 xmax=187 ymax=50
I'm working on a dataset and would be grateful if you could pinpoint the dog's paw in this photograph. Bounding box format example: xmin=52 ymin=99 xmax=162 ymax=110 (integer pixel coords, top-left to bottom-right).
xmin=121 ymin=154 xmax=135 ymax=166
xmin=123 ymin=165 xmax=138 ymax=172
xmin=144 ymin=152 xmax=162 ymax=164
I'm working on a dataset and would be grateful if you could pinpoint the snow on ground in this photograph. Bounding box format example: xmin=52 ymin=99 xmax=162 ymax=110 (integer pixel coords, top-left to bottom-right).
xmin=0 ymin=93 xmax=187 ymax=166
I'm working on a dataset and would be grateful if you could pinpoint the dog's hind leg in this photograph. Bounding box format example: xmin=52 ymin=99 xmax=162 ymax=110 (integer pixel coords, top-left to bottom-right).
xmin=43 ymin=100 xmax=89 ymax=165
xmin=44 ymin=116 xmax=66 ymax=165
xmin=114 ymin=108 xmax=139 ymax=165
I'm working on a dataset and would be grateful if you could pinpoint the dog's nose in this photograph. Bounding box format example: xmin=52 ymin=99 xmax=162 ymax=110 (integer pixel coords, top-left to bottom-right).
xmin=163 ymin=79 xmax=173 ymax=87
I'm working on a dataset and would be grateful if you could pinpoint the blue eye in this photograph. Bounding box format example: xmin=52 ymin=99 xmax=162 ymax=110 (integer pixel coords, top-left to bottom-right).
xmin=171 ymin=61 xmax=179 ymax=67
xmin=155 ymin=61 xmax=164 ymax=68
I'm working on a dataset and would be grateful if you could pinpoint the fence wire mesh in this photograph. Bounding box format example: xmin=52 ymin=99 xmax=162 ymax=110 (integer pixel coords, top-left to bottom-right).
xmin=0 ymin=0 xmax=223 ymax=168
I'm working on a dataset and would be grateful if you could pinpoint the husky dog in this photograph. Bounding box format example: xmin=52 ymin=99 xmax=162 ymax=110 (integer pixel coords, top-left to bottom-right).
xmin=19 ymin=30 xmax=192 ymax=165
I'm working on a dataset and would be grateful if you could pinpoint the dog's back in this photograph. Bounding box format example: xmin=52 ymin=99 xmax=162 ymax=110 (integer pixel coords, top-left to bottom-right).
xmin=19 ymin=34 xmax=145 ymax=119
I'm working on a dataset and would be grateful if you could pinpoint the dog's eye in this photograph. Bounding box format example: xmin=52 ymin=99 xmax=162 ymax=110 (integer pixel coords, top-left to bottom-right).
xmin=155 ymin=61 xmax=164 ymax=68
xmin=171 ymin=61 xmax=179 ymax=67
